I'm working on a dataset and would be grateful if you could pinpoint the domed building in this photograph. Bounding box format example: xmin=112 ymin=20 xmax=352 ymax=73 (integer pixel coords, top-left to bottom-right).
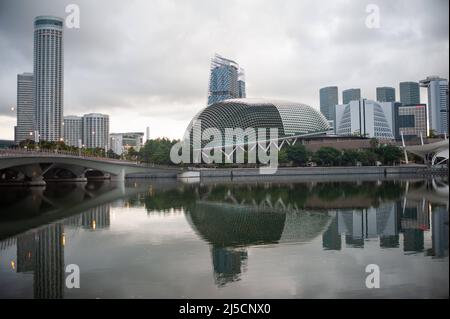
xmin=185 ymin=98 xmax=331 ymax=148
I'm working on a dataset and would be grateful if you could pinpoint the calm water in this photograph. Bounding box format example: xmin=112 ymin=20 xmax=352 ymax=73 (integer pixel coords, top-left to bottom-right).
xmin=0 ymin=176 xmax=448 ymax=299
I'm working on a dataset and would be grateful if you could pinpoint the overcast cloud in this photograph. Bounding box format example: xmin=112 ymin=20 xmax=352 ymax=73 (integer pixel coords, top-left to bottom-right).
xmin=0 ymin=0 xmax=448 ymax=139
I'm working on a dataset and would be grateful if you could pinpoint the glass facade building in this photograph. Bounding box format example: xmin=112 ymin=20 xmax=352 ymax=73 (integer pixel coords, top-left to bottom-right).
xmin=420 ymin=76 xmax=449 ymax=135
xmin=207 ymin=54 xmax=246 ymax=105
xmin=342 ymin=88 xmax=361 ymax=104
xmin=376 ymin=87 xmax=396 ymax=102
xmin=33 ymin=16 xmax=64 ymax=142
xmin=319 ymin=86 xmax=338 ymax=123
xmin=16 ymin=73 xmax=34 ymax=143
xmin=399 ymin=82 xmax=420 ymax=105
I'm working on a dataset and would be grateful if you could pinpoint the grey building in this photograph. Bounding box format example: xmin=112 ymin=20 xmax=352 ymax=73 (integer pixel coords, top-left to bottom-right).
xmin=34 ymin=16 xmax=64 ymax=142
xmin=420 ymin=76 xmax=449 ymax=135
xmin=399 ymin=82 xmax=420 ymax=105
xmin=208 ymin=54 xmax=246 ymax=105
xmin=376 ymin=86 xmax=396 ymax=102
xmin=394 ymin=104 xmax=427 ymax=140
xmin=63 ymin=115 xmax=82 ymax=147
xmin=16 ymin=72 xmax=34 ymax=143
xmin=319 ymin=86 xmax=338 ymax=123
xmin=342 ymin=88 xmax=361 ymax=104
xmin=82 ymin=113 xmax=109 ymax=149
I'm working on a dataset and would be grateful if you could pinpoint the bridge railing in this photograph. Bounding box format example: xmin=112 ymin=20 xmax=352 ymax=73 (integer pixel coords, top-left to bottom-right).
xmin=0 ymin=148 xmax=180 ymax=170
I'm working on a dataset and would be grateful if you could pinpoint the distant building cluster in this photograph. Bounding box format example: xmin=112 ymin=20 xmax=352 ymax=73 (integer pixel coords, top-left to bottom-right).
xmin=13 ymin=16 xmax=149 ymax=154
xmin=109 ymin=132 xmax=144 ymax=155
xmin=320 ymin=77 xmax=448 ymax=141
xmin=13 ymin=18 xmax=447 ymax=147
xmin=62 ymin=113 xmax=109 ymax=149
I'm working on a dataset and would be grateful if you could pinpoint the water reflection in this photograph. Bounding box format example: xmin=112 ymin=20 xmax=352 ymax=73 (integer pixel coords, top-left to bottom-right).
xmin=0 ymin=177 xmax=448 ymax=298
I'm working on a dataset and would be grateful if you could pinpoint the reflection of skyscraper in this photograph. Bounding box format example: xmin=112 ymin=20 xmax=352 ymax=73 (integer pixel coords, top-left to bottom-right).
xmin=34 ymin=223 xmax=64 ymax=299
xmin=16 ymin=224 xmax=65 ymax=298
xmin=17 ymin=232 xmax=36 ymax=273
xmin=335 ymin=203 xmax=398 ymax=248
xmin=403 ymin=229 xmax=424 ymax=252
xmin=211 ymin=246 xmax=247 ymax=287
xmin=322 ymin=216 xmax=341 ymax=250
xmin=431 ymin=205 xmax=449 ymax=258
xmin=82 ymin=204 xmax=111 ymax=230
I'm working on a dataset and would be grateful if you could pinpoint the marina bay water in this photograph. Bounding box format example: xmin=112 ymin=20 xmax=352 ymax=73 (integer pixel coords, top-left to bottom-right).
xmin=0 ymin=176 xmax=448 ymax=298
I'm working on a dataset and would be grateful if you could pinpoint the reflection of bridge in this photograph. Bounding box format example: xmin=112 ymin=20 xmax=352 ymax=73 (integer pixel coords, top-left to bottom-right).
xmin=0 ymin=149 xmax=180 ymax=185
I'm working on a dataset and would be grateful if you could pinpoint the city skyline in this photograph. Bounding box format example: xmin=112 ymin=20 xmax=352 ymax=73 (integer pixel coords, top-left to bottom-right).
xmin=0 ymin=0 xmax=448 ymax=140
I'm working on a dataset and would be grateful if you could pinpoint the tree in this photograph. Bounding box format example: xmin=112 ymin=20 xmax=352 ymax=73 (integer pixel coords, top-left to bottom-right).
xmin=375 ymin=144 xmax=403 ymax=165
xmin=140 ymin=138 xmax=178 ymax=165
xmin=313 ymin=147 xmax=341 ymax=166
xmin=286 ymin=144 xmax=310 ymax=166
xmin=341 ymin=149 xmax=360 ymax=166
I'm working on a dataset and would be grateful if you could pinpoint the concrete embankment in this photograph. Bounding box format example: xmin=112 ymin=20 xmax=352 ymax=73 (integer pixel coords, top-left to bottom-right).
xmin=191 ymin=165 xmax=445 ymax=178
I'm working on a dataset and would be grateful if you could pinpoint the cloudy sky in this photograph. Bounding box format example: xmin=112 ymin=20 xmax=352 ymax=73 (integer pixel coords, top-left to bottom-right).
xmin=0 ymin=0 xmax=448 ymax=140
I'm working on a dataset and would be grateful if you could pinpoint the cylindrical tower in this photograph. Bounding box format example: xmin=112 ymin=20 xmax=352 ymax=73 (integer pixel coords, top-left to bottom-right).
xmin=33 ymin=16 xmax=64 ymax=142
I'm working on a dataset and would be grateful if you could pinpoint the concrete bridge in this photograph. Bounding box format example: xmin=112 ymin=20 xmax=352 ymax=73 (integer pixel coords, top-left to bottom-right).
xmin=0 ymin=149 xmax=181 ymax=185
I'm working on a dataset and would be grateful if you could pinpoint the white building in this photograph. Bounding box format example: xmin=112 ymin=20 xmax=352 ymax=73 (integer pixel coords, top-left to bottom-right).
xmin=16 ymin=72 xmax=34 ymax=143
xmin=34 ymin=16 xmax=64 ymax=142
xmin=420 ymin=76 xmax=449 ymax=135
xmin=63 ymin=116 xmax=82 ymax=147
xmin=335 ymin=99 xmax=395 ymax=139
xmin=109 ymin=132 xmax=144 ymax=155
xmin=82 ymin=113 xmax=109 ymax=149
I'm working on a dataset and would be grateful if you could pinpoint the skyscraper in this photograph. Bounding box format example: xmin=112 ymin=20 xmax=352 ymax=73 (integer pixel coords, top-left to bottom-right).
xmin=420 ymin=76 xmax=449 ymax=135
xmin=34 ymin=16 xmax=64 ymax=142
xmin=207 ymin=54 xmax=246 ymax=105
xmin=376 ymin=86 xmax=396 ymax=102
xmin=16 ymin=72 xmax=34 ymax=143
xmin=82 ymin=113 xmax=109 ymax=149
xmin=63 ymin=115 xmax=82 ymax=147
xmin=342 ymin=88 xmax=361 ymax=104
xmin=319 ymin=86 xmax=338 ymax=122
xmin=399 ymin=82 xmax=420 ymax=105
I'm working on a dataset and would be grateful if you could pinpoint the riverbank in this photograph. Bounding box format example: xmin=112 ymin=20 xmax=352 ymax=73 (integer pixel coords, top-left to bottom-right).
xmin=175 ymin=164 xmax=447 ymax=179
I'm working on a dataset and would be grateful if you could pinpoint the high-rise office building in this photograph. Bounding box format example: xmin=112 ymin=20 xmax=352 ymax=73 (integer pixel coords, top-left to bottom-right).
xmin=420 ymin=76 xmax=449 ymax=135
xmin=82 ymin=113 xmax=109 ymax=149
xmin=376 ymin=86 xmax=396 ymax=102
xmin=33 ymin=16 xmax=64 ymax=142
xmin=207 ymin=54 xmax=246 ymax=105
xmin=342 ymin=88 xmax=361 ymax=104
xmin=399 ymin=82 xmax=420 ymax=105
xmin=394 ymin=104 xmax=427 ymax=140
xmin=16 ymin=72 xmax=34 ymax=143
xmin=63 ymin=115 xmax=82 ymax=147
xmin=319 ymin=86 xmax=338 ymax=123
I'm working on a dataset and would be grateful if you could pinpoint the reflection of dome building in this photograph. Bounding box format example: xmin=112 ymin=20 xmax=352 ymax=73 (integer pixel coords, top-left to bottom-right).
xmin=185 ymin=200 xmax=332 ymax=286
xmin=185 ymin=98 xmax=331 ymax=147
